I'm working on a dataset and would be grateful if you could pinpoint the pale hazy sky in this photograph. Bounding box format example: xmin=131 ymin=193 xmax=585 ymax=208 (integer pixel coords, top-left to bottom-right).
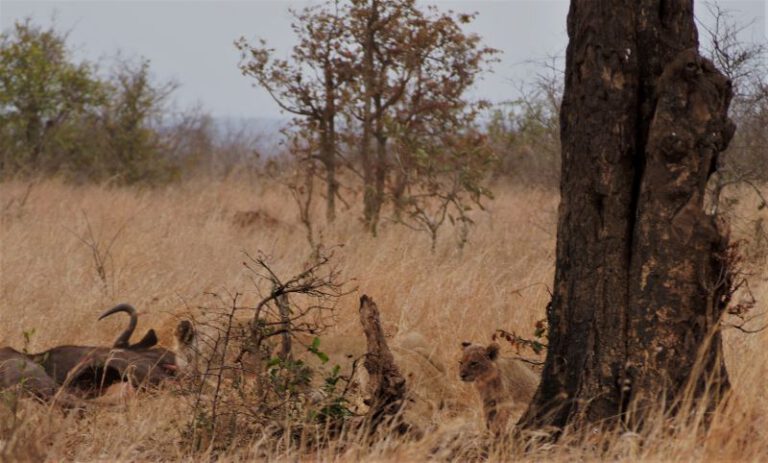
xmin=1 ymin=1 xmax=765 ymax=119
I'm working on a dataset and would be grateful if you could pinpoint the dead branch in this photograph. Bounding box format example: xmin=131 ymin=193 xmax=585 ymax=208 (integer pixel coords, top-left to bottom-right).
xmin=358 ymin=295 xmax=408 ymax=435
xmin=64 ymin=211 xmax=127 ymax=292
xmin=275 ymin=292 xmax=292 ymax=360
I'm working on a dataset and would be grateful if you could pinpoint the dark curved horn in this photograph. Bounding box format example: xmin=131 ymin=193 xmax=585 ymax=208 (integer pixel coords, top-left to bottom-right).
xmin=98 ymin=303 xmax=137 ymax=349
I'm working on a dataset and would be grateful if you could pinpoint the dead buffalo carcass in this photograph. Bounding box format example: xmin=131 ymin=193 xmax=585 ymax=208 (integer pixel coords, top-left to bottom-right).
xmin=31 ymin=304 xmax=177 ymax=397
xmin=1 ymin=303 xmax=182 ymax=402
xmin=0 ymin=347 xmax=83 ymax=407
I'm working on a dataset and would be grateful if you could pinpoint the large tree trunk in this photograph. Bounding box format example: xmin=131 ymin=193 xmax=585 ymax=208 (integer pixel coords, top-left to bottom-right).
xmin=626 ymin=48 xmax=735 ymax=417
xmin=520 ymin=0 xmax=735 ymax=430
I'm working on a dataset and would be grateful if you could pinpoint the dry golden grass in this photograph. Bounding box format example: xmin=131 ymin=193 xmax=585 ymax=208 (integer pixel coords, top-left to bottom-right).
xmin=1 ymin=176 xmax=766 ymax=461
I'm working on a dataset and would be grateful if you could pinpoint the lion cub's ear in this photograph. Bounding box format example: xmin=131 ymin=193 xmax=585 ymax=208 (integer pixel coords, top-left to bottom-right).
xmin=486 ymin=342 xmax=500 ymax=360
xmin=461 ymin=341 xmax=472 ymax=350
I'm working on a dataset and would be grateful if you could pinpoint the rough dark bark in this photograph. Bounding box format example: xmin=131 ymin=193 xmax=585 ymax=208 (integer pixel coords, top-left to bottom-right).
xmin=358 ymin=295 xmax=408 ymax=435
xmin=519 ymin=0 xmax=735 ymax=430
xmin=627 ymin=49 xmax=735 ymax=414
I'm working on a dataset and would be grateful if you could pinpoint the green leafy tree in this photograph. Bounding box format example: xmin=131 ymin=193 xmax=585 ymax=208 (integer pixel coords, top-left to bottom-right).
xmin=0 ymin=19 xmax=102 ymax=175
xmin=97 ymin=57 xmax=179 ymax=184
xmin=0 ymin=20 xmax=184 ymax=184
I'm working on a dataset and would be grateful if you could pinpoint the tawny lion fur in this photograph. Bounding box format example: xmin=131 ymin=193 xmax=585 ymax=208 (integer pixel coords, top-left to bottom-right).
xmin=459 ymin=342 xmax=538 ymax=434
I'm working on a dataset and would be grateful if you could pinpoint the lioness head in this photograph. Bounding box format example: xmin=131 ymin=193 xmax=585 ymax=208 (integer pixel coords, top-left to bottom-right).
xmin=173 ymin=319 xmax=198 ymax=375
xmin=458 ymin=342 xmax=500 ymax=382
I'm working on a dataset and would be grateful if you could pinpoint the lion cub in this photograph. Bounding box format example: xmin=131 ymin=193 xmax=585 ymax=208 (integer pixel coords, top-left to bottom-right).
xmin=459 ymin=342 xmax=538 ymax=434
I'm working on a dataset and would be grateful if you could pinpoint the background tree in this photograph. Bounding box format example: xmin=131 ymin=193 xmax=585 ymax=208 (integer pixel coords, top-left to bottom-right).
xmin=346 ymin=0 xmax=414 ymax=233
xmin=388 ymin=8 xmax=497 ymax=214
xmin=0 ymin=19 xmax=102 ymax=175
xmin=379 ymin=7 xmax=498 ymax=249
xmin=393 ymin=123 xmax=495 ymax=252
xmin=521 ymin=0 xmax=737 ymax=431
xmin=237 ymin=2 xmax=350 ymax=223
xmin=699 ymin=4 xmax=768 ymax=210
xmin=238 ymin=0 xmax=497 ymax=247
xmin=97 ymin=57 xmax=179 ymax=184
xmin=345 ymin=0 xmax=497 ymax=235
xmin=0 ymin=19 xmax=201 ymax=184
xmin=488 ymin=57 xmax=562 ymax=187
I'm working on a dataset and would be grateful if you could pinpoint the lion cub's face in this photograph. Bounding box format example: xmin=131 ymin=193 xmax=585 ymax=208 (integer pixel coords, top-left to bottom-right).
xmin=459 ymin=342 xmax=500 ymax=382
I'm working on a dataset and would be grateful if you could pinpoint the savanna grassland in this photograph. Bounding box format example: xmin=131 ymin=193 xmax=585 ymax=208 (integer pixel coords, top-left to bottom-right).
xmin=1 ymin=176 xmax=767 ymax=461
